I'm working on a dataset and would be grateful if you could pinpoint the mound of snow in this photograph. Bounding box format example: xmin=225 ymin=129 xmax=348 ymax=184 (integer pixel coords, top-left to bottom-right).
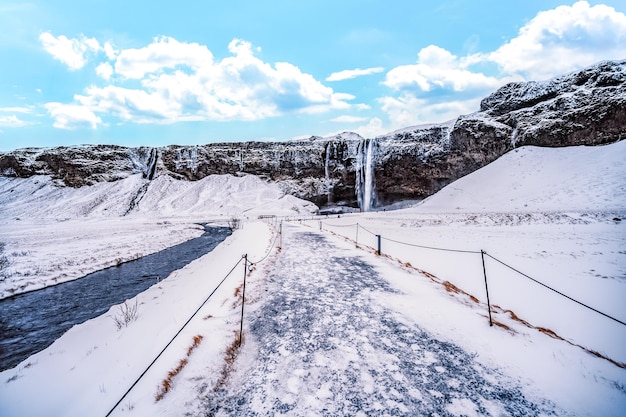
xmin=134 ymin=174 xmax=318 ymax=217
xmin=409 ymin=140 xmax=626 ymax=213
xmin=0 ymin=173 xmax=318 ymax=220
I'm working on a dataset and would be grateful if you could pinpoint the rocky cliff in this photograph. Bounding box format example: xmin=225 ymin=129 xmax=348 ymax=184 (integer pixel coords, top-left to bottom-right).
xmin=1 ymin=60 xmax=624 ymax=210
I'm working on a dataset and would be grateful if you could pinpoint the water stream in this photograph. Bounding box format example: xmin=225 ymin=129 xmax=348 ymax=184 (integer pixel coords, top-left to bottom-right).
xmin=0 ymin=225 xmax=231 ymax=372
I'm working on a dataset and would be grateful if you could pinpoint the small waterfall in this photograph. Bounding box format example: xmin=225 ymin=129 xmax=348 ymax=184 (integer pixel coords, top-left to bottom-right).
xmin=145 ymin=148 xmax=158 ymax=180
xmin=324 ymin=142 xmax=334 ymax=204
xmin=356 ymin=139 xmax=377 ymax=211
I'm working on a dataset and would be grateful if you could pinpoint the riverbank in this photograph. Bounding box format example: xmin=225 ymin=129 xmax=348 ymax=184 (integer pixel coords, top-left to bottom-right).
xmin=0 ymin=217 xmax=210 ymax=299
xmin=0 ymin=220 xmax=276 ymax=416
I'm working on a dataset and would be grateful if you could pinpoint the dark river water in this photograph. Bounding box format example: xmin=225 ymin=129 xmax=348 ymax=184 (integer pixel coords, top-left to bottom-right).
xmin=0 ymin=225 xmax=231 ymax=372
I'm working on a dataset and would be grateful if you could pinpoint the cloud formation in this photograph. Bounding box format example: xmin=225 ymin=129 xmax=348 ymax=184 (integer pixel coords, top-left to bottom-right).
xmin=42 ymin=37 xmax=354 ymax=128
xmin=39 ymin=32 xmax=102 ymax=70
xmin=44 ymin=103 xmax=102 ymax=129
xmin=0 ymin=107 xmax=34 ymax=128
xmin=378 ymin=1 xmax=626 ymax=128
xmin=329 ymin=115 xmax=368 ymax=123
xmin=488 ymin=1 xmax=626 ymax=80
xmin=383 ymin=45 xmax=508 ymax=94
xmin=326 ymin=67 xmax=385 ymax=82
xmin=0 ymin=115 xmax=29 ymax=128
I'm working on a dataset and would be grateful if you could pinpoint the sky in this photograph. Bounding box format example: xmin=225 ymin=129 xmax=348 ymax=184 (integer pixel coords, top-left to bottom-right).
xmin=0 ymin=1 xmax=625 ymax=151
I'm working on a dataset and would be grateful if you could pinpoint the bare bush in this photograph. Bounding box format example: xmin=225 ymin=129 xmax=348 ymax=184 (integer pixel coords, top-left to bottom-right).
xmin=228 ymin=218 xmax=241 ymax=231
xmin=112 ymin=300 xmax=139 ymax=330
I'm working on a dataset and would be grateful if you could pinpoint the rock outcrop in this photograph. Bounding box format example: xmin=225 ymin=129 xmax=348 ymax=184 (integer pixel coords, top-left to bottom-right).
xmin=1 ymin=60 xmax=624 ymax=209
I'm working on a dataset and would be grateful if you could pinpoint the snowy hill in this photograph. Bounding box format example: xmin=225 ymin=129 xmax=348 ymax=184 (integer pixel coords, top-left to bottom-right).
xmin=0 ymin=173 xmax=318 ymax=220
xmin=407 ymin=140 xmax=626 ymax=213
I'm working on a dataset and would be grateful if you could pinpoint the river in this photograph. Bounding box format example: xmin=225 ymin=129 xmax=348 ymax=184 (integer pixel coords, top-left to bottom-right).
xmin=0 ymin=225 xmax=231 ymax=372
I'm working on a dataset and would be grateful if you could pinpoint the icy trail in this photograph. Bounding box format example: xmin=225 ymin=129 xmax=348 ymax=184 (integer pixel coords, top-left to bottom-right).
xmin=203 ymin=225 xmax=558 ymax=416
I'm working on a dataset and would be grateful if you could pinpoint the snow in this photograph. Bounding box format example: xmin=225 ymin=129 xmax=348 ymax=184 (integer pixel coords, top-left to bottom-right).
xmin=0 ymin=173 xmax=317 ymax=297
xmin=1 ymin=140 xmax=625 ymax=416
xmin=412 ymin=141 xmax=626 ymax=213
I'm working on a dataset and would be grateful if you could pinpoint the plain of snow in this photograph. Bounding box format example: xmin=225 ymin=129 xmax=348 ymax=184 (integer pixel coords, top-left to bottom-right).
xmin=0 ymin=141 xmax=625 ymax=416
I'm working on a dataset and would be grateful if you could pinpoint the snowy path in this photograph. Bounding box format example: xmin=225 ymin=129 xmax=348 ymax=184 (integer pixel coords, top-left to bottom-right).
xmin=202 ymin=226 xmax=558 ymax=416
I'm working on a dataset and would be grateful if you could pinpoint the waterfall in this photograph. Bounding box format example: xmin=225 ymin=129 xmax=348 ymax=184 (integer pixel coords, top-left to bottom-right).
xmin=356 ymin=139 xmax=377 ymax=211
xmin=324 ymin=142 xmax=333 ymax=204
xmin=146 ymin=148 xmax=158 ymax=180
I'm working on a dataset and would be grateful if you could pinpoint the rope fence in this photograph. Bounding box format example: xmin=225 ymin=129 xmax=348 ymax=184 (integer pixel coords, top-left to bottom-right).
xmin=313 ymin=219 xmax=625 ymax=329
xmin=106 ymin=255 xmax=246 ymax=417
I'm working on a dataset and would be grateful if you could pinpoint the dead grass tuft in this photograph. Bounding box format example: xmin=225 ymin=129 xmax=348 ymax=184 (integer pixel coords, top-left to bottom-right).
xmin=214 ymin=333 xmax=243 ymax=390
xmin=155 ymin=334 xmax=204 ymax=402
xmin=488 ymin=317 xmax=515 ymax=333
xmin=536 ymin=327 xmax=561 ymax=340
xmin=442 ymin=280 xmax=461 ymax=294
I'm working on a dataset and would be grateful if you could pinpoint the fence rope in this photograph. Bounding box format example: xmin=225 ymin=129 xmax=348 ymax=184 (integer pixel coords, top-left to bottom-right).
xmin=321 ymin=221 xmax=359 ymax=228
xmin=356 ymin=224 xmax=377 ymax=236
xmin=247 ymin=227 xmax=281 ymax=266
xmin=484 ymin=252 xmax=626 ymax=326
xmin=314 ymin=218 xmax=625 ymax=328
xmin=380 ymin=235 xmax=481 ymax=254
xmin=105 ymin=256 xmax=246 ymax=417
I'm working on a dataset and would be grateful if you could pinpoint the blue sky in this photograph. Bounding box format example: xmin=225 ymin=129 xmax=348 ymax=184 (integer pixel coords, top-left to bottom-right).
xmin=0 ymin=0 xmax=625 ymax=150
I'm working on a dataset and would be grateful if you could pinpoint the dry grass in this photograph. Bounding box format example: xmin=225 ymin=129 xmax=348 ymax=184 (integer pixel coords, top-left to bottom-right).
xmin=213 ymin=333 xmax=243 ymax=391
xmin=442 ymin=281 xmax=480 ymax=304
xmin=155 ymin=334 xmax=204 ymax=402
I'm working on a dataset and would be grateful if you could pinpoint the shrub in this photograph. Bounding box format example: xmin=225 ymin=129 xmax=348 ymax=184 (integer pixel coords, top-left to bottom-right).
xmin=112 ymin=300 xmax=139 ymax=330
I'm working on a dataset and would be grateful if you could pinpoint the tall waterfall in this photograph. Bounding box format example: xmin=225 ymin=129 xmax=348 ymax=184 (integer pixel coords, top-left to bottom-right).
xmin=356 ymin=139 xmax=377 ymax=211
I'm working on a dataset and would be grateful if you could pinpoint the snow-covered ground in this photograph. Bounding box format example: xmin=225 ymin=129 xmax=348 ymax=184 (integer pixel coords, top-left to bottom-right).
xmin=1 ymin=141 xmax=625 ymax=416
xmin=0 ymin=173 xmax=317 ymax=298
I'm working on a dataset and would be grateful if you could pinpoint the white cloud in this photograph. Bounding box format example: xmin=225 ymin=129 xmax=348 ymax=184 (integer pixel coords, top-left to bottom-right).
xmin=0 ymin=115 xmax=29 ymax=127
xmin=380 ymin=94 xmax=480 ymax=128
xmin=103 ymin=42 xmax=117 ymax=60
xmin=96 ymin=62 xmax=113 ymax=80
xmin=488 ymin=1 xmax=626 ymax=80
xmin=114 ymin=36 xmax=214 ymax=79
xmin=378 ymin=1 xmax=626 ymax=128
xmin=329 ymin=115 xmax=368 ymax=123
xmin=73 ymin=37 xmax=353 ymax=124
xmin=383 ymin=45 xmax=507 ymax=93
xmin=0 ymin=106 xmax=33 ymax=114
xmin=326 ymin=67 xmax=385 ymax=82
xmin=44 ymin=102 xmax=102 ymax=129
xmin=39 ymin=32 xmax=101 ymax=70
xmin=353 ymin=117 xmax=386 ymax=138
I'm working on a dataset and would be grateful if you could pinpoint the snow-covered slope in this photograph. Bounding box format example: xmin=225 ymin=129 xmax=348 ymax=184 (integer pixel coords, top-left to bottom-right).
xmin=408 ymin=140 xmax=626 ymax=213
xmin=0 ymin=173 xmax=318 ymax=220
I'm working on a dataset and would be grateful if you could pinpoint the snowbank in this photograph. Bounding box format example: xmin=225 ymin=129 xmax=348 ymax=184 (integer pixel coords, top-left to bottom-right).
xmin=0 ymin=220 xmax=277 ymax=417
xmin=409 ymin=141 xmax=626 ymax=213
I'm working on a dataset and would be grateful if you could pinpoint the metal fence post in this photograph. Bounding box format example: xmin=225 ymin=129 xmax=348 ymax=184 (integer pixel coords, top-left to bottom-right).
xmin=481 ymin=250 xmax=493 ymax=327
xmin=355 ymin=223 xmax=359 ymax=247
xmin=239 ymin=254 xmax=248 ymax=346
xmin=377 ymin=235 xmax=381 ymax=255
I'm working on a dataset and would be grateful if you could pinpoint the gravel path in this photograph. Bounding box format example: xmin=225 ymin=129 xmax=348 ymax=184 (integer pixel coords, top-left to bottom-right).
xmin=201 ymin=227 xmax=558 ymax=416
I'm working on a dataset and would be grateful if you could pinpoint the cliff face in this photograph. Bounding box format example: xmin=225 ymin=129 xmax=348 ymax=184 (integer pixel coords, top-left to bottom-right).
xmin=1 ymin=60 xmax=625 ymax=209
